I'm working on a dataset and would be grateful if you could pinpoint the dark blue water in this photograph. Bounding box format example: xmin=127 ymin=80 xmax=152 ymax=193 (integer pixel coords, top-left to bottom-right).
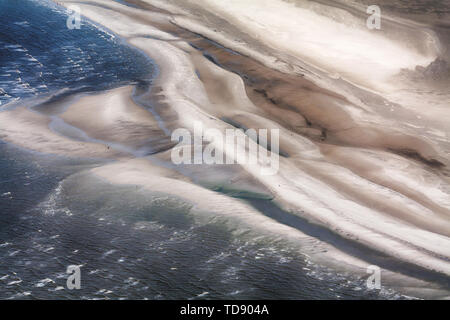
xmin=0 ymin=0 xmax=153 ymax=107
xmin=0 ymin=0 xmax=407 ymax=300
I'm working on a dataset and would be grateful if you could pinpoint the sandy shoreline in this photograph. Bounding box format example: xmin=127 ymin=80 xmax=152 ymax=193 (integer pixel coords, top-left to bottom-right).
xmin=2 ymin=0 xmax=448 ymax=298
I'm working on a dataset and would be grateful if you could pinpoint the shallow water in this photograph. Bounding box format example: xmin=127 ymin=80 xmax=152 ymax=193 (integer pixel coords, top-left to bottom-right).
xmin=0 ymin=0 xmax=153 ymax=107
